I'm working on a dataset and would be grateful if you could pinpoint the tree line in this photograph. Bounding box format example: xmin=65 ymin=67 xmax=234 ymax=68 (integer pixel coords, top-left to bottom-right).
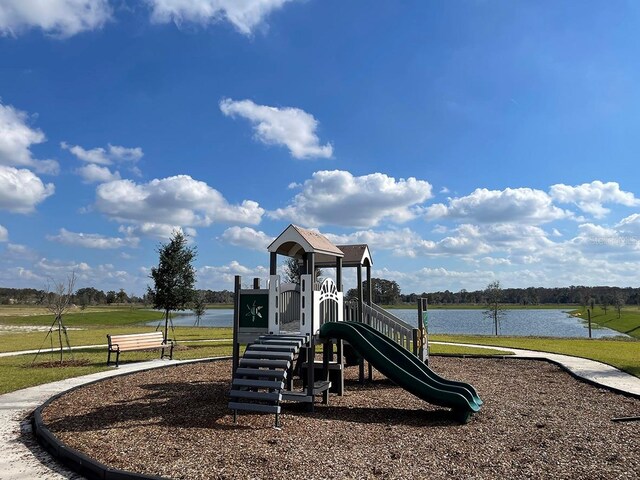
xmin=402 ymin=285 xmax=640 ymax=307
xmin=0 ymin=286 xmax=233 ymax=307
xmin=2 ymin=277 xmax=639 ymax=308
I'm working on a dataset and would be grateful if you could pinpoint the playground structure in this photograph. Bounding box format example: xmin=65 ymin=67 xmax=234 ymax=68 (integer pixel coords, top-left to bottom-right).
xmin=229 ymin=224 xmax=481 ymax=426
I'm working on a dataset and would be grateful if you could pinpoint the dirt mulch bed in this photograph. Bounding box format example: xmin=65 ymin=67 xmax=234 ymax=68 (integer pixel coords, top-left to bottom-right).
xmin=41 ymin=358 xmax=639 ymax=480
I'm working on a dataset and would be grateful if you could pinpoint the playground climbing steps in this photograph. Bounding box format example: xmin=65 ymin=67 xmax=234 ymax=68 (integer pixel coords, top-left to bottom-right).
xmin=228 ymin=334 xmax=308 ymax=427
xmin=319 ymin=321 xmax=482 ymax=422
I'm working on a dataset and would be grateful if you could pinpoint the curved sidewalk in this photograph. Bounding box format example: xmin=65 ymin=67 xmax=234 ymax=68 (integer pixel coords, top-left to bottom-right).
xmin=0 ymin=357 xmax=227 ymax=480
xmin=433 ymin=341 xmax=640 ymax=397
xmin=1 ymin=348 xmax=639 ymax=479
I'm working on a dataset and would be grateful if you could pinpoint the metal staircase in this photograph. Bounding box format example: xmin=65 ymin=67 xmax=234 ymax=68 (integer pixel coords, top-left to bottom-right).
xmin=229 ymin=334 xmax=307 ymax=427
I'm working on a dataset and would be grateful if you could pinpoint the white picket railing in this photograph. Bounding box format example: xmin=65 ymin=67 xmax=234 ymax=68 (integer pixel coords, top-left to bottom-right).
xmin=344 ymin=300 xmax=416 ymax=351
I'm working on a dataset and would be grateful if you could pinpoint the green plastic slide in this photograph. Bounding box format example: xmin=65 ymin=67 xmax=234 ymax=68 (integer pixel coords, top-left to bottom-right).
xmin=319 ymin=321 xmax=482 ymax=419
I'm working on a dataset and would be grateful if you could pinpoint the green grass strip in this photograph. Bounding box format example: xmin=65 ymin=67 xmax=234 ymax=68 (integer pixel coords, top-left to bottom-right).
xmin=0 ymin=342 xmax=234 ymax=395
xmin=432 ymin=334 xmax=640 ymax=378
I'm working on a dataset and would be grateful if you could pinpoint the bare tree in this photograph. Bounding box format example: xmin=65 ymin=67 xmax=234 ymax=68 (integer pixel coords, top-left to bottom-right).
xmin=191 ymin=291 xmax=207 ymax=326
xmin=483 ymin=280 xmax=507 ymax=336
xmin=33 ymin=272 xmax=76 ymax=364
xmin=614 ymin=293 xmax=625 ymax=319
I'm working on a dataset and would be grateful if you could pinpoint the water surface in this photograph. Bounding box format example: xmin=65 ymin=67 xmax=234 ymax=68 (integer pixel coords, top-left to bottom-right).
xmin=157 ymin=308 xmax=626 ymax=338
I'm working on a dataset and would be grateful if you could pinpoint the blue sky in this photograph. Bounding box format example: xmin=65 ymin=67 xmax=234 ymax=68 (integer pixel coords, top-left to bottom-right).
xmin=1 ymin=0 xmax=640 ymax=296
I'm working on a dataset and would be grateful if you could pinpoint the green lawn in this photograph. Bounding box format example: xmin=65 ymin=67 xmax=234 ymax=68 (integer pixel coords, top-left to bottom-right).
xmin=568 ymin=306 xmax=640 ymax=339
xmin=0 ymin=342 xmax=234 ymax=395
xmin=432 ymin=334 xmax=640 ymax=378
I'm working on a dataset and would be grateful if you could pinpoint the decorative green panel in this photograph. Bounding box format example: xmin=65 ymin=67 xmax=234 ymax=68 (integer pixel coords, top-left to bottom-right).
xmin=239 ymin=293 xmax=269 ymax=329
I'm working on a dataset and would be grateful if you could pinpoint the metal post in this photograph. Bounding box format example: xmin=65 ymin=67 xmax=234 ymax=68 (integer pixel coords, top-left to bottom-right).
xmin=418 ymin=297 xmax=429 ymax=364
xmin=253 ymin=277 xmax=260 ymax=289
xmin=588 ymin=308 xmax=592 ymax=339
xmin=357 ymin=265 xmax=363 ymax=322
xmin=232 ymin=275 xmax=241 ymax=376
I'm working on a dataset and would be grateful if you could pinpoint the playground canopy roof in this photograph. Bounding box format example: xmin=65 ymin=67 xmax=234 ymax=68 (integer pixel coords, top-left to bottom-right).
xmin=268 ymin=224 xmax=344 ymax=259
xmin=316 ymin=244 xmax=373 ymax=268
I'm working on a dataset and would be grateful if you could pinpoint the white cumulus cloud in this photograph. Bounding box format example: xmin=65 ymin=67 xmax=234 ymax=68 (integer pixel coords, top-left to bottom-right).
xmin=425 ymin=187 xmax=572 ymax=224
xmin=550 ymin=181 xmax=640 ymax=218
xmin=77 ymin=163 xmax=121 ymax=183
xmin=615 ymin=214 xmax=640 ymax=235
xmin=220 ymin=98 xmax=332 ymax=159
xmin=271 ymin=170 xmax=433 ymax=228
xmin=119 ymin=223 xmax=197 ymax=240
xmin=47 ymin=228 xmax=140 ymax=249
xmin=0 ymin=166 xmax=55 ymax=213
xmin=147 ymin=0 xmax=294 ymax=35
xmin=0 ymin=0 xmax=112 ymax=37
xmin=221 ymin=226 xmax=273 ymax=251
xmin=0 ymin=101 xmax=59 ymax=174
xmin=95 ymin=175 xmax=264 ymax=235
xmin=62 ymin=142 xmax=143 ymax=165
xmin=0 ymin=224 xmax=7 ymax=242
xmin=198 ymin=261 xmax=269 ymax=289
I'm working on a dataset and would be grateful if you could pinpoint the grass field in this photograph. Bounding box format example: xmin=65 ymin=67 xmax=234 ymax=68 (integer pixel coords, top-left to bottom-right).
xmin=568 ymin=306 xmax=640 ymax=339
xmin=432 ymin=334 xmax=640 ymax=377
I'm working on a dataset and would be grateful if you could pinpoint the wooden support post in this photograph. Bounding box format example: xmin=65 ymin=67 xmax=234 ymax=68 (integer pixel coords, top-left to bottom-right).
xmin=270 ymin=252 xmax=277 ymax=275
xmin=253 ymin=277 xmax=260 ymax=289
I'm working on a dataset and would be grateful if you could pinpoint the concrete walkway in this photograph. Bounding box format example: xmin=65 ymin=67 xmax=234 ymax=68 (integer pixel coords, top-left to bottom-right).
xmin=433 ymin=341 xmax=640 ymax=397
xmin=0 ymin=357 xmax=226 ymax=480
xmin=1 ymin=347 xmax=639 ymax=479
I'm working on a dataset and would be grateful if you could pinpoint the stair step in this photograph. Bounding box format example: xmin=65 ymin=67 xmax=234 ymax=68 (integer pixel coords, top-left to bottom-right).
xmin=239 ymin=358 xmax=290 ymax=369
xmin=232 ymin=378 xmax=285 ymax=389
xmin=243 ymin=350 xmax=294 ymax=361
xmin=235 ymin=368 xmax=287 ymax=379
xmin=248 ymin=344 xmax=298 ymax=353
xmin=259 ymin=339 xmax=304 ymax=347
xmin=229 ymin=402 xmax=281 ymax=414
xmin=229 ymin=390 xmax=282 ymax=402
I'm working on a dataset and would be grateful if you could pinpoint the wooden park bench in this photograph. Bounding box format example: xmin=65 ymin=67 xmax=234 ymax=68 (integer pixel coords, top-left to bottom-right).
xmin=107 ymin=331 xmax=174 ymax=367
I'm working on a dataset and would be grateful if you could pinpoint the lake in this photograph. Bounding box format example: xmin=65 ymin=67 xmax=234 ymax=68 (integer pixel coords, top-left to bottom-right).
xmin=159 ymin=308 xmax=627 ymax=338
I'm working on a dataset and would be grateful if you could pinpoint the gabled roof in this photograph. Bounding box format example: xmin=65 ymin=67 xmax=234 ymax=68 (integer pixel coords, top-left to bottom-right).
xmin=316 ymin=244 xmax=373 ymax=268
xmin=268 ymin=224 xmax=344 ymax=259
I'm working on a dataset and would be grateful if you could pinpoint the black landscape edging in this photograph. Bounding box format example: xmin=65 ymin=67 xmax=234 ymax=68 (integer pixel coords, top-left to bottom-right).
xmin=32 ymin=357 xmax=231 ymax=480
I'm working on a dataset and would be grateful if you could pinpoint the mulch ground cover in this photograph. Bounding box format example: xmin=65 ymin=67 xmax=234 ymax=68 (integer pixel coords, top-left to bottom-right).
xmin=41 ymin=357 xmax=639 ymax=480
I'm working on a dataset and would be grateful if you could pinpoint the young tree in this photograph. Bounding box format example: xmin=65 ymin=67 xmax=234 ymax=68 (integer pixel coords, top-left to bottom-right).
xmin=148 ymin=231 xmax=197 ymax=342
xmin=601 ymin=296 xmax=610 ymax=315
xmin=484 ymin=280 xmax=506 ymax=336
xmin=191 ymin=291 xmax=207 ymax=326
xmin=34 ymin=272 xmax=76 ymax=364
xmin=614 ymin=293 xmax=625 ymax=319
